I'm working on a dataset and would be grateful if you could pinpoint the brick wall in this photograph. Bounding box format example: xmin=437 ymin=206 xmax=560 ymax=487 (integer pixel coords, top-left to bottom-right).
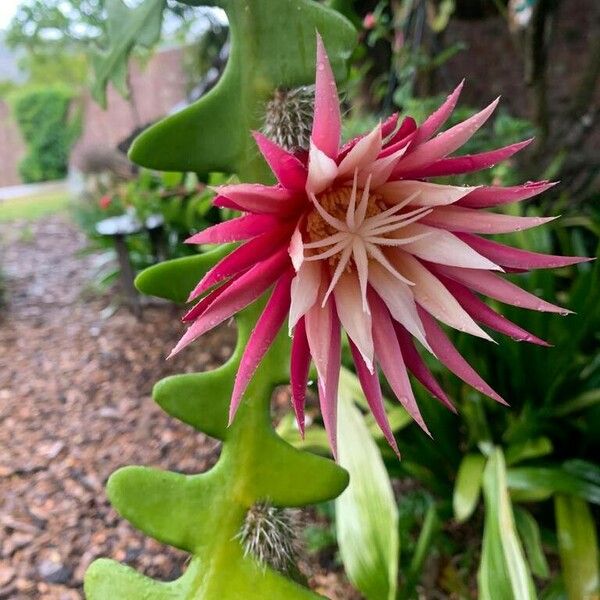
xmin=0 ymin=46 xmax=188 ymax=188
xmin=0 ymin=101 xmax=26 ymax=187
xmin=70 ymin=47 xmax=188 ymax=171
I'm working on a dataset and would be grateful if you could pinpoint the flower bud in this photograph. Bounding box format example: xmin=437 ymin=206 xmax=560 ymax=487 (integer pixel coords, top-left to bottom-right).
xmin=263 ymin=86 xmax=315 ymax=153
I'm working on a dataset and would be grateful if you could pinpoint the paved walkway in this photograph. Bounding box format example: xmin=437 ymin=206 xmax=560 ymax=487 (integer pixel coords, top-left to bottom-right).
xmin=0 ymin=180 xmax=68 ymax=202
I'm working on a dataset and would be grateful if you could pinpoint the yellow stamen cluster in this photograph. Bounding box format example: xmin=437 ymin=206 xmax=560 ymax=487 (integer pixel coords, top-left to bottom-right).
xmin=305 ymin=186 xmax=385 ymax=251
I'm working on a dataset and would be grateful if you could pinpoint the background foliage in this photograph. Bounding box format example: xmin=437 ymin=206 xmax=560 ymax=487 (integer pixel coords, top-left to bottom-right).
xmin=11 ymin=86 xmax=80 ymax=183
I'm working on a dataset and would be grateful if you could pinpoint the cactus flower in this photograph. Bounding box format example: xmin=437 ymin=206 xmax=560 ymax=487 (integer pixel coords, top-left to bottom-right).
xmin=175 ymin=35 xmax=587 ymax=456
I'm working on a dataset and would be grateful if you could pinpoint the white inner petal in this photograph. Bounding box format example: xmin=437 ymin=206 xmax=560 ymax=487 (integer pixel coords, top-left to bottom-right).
xmin=302 ymin=175 xmax=439 ymax=315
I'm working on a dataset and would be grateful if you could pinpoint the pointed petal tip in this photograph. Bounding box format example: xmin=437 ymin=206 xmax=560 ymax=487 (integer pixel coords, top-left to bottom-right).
xmin=227 ymin=404 xmax=239 ymax=428
xmin=166 ymin=345 xmax=180 ymax=361
xmin=446 ymin=400 xmax=459 ymax=414
xmin=389 ymin=438 xmax=401 ymax=459
xmin=496 ymin=395 xmax=510 ymax=407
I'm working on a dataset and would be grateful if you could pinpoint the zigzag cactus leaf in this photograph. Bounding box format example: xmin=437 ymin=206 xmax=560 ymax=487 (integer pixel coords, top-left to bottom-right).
xmin=135 ymin=244 xmax=233 ymax=303
xmin=153 ymin=370 xmax=233 ymax=440
xmin=85 ymin=303 xmax=348 ymax=598
xmin=86 ymin=2 xmax=356 ymax=597
xmin=128 ymin=0 xmax=356 ymax=179
xmin=106 ymin=467 xmax=217 ymax=552
xmin=86 ymin=555 xmax=324 ymax=599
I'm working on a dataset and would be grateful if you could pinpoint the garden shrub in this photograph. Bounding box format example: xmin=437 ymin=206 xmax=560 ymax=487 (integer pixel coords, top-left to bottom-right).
xmin=12 ymin=86 xmax=81 ymax=183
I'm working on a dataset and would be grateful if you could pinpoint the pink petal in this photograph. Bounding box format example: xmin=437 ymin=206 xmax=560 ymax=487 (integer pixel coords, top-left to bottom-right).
xmin=289 ymin=225 xmax=305 ymax=272
xmin=394 ymin=97 xmax=500 ymax=174
xmin=377 ymin=131 xmax=416 ymax=160
xmin=312 ymin=33 xmax=341 ymax=158
xmin=305 ymin=288 xmax=334 ymax=382
xmin=306 ymin=140 xmax=338 ymax=194
xmin=306 ymin=296 xmax=341 ymax=456
xmin=457 ymin=181 xmax=557 ymax=209
xmin=169 ymin=248 xmax=290 ymax=357
xmin=417 ymin=306 xmax=506 ymax=404
xmin=185 ymin=214 xmax=279 ymax=245
xmin=439 ymin=277 xmax=550 ymax=346
xmin=289 ymin=261 xmax=322 ymax=331
xmin=394 ymin=323 xmax=455 ymax=411
xmin=389 ymin=252 xmax=493 ymax=340
xmin=215 ymin=183 xmax=301 ymax=215
xmin=369 ymin=290 xmax=430 ymax=434
xmin=411 ymin=80 xmax=464 ymax=145
xmin=433 ymin=265 xmax=571 ymax=314
xmin=187 ymin=227 xmax=292 ymax=301
xmin=182 ymin=279 xmax=235 ymax=323
xmin=421 ymin=206 xmax=557 ymax=234
xmin=378 ymin=180 xmax=477 ymax=207
xmin=368 ymin=262 xmax=430 ymax=350
xmin=396 ymin=139 xmax=532 ymax=179
xmin=398 ymin=224 xmax=502 ymax=271
xmin=383 ymin=116 xmax=417 ymax=148
xmin=337 ymin=123 xmax=382 ymax=178
xmin=337 ymin=119 xmax=389 ymax=162
xmin=382 ymin=113 xmax=400 ymax=138
xmin=349 ymin=340 xmax=400 ymax=456
xmin=252 ymin=132 xmax=308 ymax=191
xmin=455 ymin=233 xmax=591 ymax=270
xmin=333 ymin=272 xmax=374 ymax=371
xmin=229 ymin=269 xmax=294 ymax=423
xmin=364 ymin=144 xmax=410 ymax=188
xmin=213 ymin=194 xmax=244 ymax=211
xmin=290 ymin=318 xmax=311 ymax=437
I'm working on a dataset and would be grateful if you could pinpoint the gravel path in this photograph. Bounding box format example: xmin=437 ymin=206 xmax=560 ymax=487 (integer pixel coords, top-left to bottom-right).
xmin=0 ymin=216 xmax=357 ymax=599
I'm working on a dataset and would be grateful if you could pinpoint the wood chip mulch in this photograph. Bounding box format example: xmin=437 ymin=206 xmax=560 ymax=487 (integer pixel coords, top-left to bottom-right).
xmin=0 ymin=216 xmax=359 ymax=600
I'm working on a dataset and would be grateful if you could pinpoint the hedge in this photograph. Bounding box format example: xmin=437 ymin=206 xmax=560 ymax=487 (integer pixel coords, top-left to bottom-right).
xmin=12 ymin=86 xmax=81 ymax=183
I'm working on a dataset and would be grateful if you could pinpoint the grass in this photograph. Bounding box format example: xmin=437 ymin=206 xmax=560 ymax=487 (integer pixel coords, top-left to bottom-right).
xmin=0 ymin=192 xmax=70 ymax=221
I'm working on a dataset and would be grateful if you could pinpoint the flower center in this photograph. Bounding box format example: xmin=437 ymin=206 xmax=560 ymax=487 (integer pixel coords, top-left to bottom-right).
xmin=305 ymin=186 xmax=384 ymax=249
xmin=302 ymin=175 xmax=433 ymax=306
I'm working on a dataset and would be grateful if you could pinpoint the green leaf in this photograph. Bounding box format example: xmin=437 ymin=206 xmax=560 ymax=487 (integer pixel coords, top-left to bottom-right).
xmin=129 ymin=0 xmax=356 ymax=180
xmin=478 ymin=449 xmax=536 ymax=600
xmin=91 ymin=0 xmax=165 ymax=106
xmin=336 ymin=375 xmax=399 ymax=600
xmin=401 ymin=502 xmax=440 ymax=599
xmin=563 ymin=460 xmax=600 ymax=486
xmin=540 ymin=577 xmax=567 ymax=600
xmin=506 ymin=437 xmax=553 ymax=466
xmin=135 ymin=244 xmax=233 ymax=303
xmin=276 ymin=414 xmax=330 ymax=454
xmin=514 ymin=507 xmax=550 ymax=579
xmin=453 ymin=453 xmax=486 ymax=523
xmin=507 ymin=467 xmax=600 ymax=505
xmin=552 ymin=389 xmax=600 ymax=417
xmin=554 ymin=495 xmax=599 ymax=600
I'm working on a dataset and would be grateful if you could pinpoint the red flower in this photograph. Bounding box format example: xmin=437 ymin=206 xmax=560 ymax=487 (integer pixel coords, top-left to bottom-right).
xmin=363 ymin=13 xmax=377 ymax=30
xmin=99 ymin=195 xmax=112 ymax=210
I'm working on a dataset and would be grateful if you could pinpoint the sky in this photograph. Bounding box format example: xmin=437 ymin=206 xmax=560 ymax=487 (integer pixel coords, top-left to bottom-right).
xmin=0 ymin=0 xmax=19 ymax=30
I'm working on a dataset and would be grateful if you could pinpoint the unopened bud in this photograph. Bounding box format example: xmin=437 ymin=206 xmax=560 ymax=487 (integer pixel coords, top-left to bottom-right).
xmin=263 ymin=86 xmax=315 ymax=153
